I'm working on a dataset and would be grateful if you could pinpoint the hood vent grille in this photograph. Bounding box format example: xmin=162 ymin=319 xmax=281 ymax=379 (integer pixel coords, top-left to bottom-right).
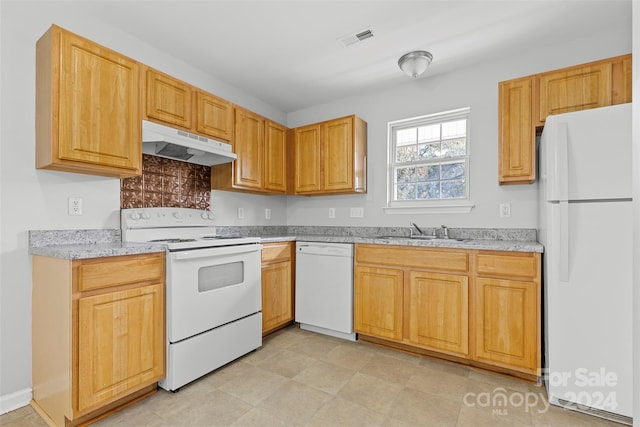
xmin=338 ymin=27 xmax=374 ymax=47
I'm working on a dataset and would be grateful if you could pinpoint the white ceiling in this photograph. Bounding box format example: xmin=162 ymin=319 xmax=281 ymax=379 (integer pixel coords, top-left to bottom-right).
xmin=80 ymin=0 xmax=630 ymax=112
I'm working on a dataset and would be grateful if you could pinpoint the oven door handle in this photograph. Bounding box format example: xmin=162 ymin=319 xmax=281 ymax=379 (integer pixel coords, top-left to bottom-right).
xmin=171 ymin=244 xmax=262 ymax=261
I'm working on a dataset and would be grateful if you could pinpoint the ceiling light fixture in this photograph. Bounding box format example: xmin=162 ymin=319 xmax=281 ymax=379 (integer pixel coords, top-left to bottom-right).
xmin=398 ymin=50 xmax=433 ymax=78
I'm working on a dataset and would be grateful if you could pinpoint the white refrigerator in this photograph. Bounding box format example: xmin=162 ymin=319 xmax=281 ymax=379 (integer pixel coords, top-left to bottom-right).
xmin=538 ymin=103 xmax=633 ymax=424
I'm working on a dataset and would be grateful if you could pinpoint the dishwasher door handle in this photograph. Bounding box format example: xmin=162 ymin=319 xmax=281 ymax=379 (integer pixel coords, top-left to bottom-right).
xmin=297 ymin=247 xmax=352 ymax=257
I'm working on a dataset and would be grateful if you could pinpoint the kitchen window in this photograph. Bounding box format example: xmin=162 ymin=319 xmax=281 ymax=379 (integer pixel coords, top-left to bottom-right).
xmin=385 ymin=107 xmax=474 ymax=214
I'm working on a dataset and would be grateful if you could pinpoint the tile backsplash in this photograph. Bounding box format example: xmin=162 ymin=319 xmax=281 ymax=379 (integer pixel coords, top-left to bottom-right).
xmin=121 ymin=155 xmax=211 ymax=209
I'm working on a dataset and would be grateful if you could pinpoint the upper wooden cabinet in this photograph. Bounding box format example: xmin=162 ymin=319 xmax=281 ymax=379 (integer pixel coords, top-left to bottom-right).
xmin=233 ymin=107 xmax=265 ymax=190
xmin=498 ymin=77 xmax=536 ymax=184
xmin=498 ymin=54 xmax=631 ymax=185
xmin=264 ymin=120 xmax=288 ymax=192
xmin=36 ymin=25 xmax=142 ymax=178
xmin=144 ymin=68 xmax=193 ymax=129
xmin=538 ymin=62 xmax=612 ymax=123
xmin=293 ymin=124 xmax=322 ymax=193
xmin=143 ymin=67 xmax=233 ymax=142
xmin=293 ymin=115 xmax=367 ymax=195
xmin=196 ymin=91 xmax=234 ymax=141
xmin=211 ymin=107 xmax=288 ymax=194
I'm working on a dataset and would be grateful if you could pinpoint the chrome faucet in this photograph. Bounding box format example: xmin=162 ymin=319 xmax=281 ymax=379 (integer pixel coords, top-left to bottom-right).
xmin=410 ymin=222 xmax=425 ymax=236
xmin=441 ymin=225 xmax=449 ymax=239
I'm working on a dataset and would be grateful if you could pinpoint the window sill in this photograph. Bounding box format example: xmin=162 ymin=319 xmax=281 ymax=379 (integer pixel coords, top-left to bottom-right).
xmin=383 ymin=202 xmax=475 ymax=215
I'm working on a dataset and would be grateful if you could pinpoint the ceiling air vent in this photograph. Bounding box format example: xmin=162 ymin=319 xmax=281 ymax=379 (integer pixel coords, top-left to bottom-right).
xmin=338 ymin=28 xmax=374 ymax=47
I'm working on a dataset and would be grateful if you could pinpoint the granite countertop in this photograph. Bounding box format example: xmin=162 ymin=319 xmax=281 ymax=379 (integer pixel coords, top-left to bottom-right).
xmin=28 ymin=229 xmax=166 ymax=260
xmin=28 ymin=226 xmax=543 ymax=260
xmin=259 ymin=234 xmax=543 ymax=253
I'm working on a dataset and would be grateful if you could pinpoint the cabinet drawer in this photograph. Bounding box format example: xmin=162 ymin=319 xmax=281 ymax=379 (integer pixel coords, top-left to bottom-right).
xmin=476 ymin=252 xmax=538 ymax=279
xmin=356 ymin=245 xmax=468 ymax=272
xmin=262 ymin=242 xmax=291 ymax=263
xmin=77 ymin=254 xmax=165 ymax=292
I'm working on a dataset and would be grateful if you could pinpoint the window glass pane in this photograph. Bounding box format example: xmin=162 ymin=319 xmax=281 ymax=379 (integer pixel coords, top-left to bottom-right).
xmin=441 ymin=180 xmax=465 ymax=199
xmin=396 ymin=183 xmax=416 ymax=200
xmin=417 ymin=124 xmax=440 ymax=143
xmin=426 ymin=165 xmax=440 ymax=181
xmin=441 ymin=138 xmax=466 ymax=158
xmin=396 ymin=128 xmax=416 ymax=146
xmin=442 ymin=162 xmax=465 ymax=180
xmin=426 ymin=182 xmax=440 ymax=199
xmin=442 ymin=120 xmax=466 ymax=139
xmin=416 ymin=182 xmax=429 ymax=199
xmin=416 ymin=166 xmax=428 ymax=180
xmin=418 ymin=143 xmax=440 ymax=160
xmin=396 ymin=145 xmax=417 ymax=162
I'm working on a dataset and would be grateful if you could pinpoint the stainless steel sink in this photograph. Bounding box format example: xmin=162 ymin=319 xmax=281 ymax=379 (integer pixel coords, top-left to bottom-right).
xmin=377 ymin=236 xmax=469 ymax=242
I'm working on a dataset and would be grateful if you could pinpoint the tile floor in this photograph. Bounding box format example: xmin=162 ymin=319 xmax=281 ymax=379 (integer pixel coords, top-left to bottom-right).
xmin=1 ymin=325 xmax=625 ymax=426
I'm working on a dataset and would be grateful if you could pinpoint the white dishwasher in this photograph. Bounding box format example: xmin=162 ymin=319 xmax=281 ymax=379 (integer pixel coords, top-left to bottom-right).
xmin=295 ymin=242 xmax=356 ymax=341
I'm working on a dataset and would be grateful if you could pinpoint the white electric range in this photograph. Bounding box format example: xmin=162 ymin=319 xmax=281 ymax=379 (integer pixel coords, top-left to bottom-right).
xmin=121 ymin=207 xmax=263 ymax=391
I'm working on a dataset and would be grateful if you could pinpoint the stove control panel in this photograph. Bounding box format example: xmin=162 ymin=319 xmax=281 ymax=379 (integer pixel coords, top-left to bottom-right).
xmin=122 ymin=207 xmax=215 ymax=229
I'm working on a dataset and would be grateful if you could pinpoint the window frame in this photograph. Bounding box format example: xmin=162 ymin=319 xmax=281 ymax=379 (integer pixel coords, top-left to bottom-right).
xmin=385 ymin=107 xmax=474 ymax=214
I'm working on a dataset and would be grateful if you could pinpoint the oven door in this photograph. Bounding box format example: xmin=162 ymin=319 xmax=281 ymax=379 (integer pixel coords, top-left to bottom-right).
xmin=167 ymin=244 xmax=262 ymax=343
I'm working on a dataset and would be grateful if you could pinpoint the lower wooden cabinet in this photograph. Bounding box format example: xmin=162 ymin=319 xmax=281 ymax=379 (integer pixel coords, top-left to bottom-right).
xmin=32 ymin=253 xmax=165 ymax=426
xmin=408 ymin=271 xmax=468 ymax=356
xmin=354 ymin=244 xmax=541 ymax=379
xmin=354 ymin=266 xmax=404 ymax=341
xmin=474 ymin=277 xmax=538 ymax=371
xmin=261 ymin=242 xmax=294 ymax=335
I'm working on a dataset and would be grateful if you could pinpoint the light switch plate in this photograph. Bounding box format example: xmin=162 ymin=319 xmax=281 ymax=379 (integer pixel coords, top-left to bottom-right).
xmin=329 ymin=208 xmax=335 ymax=219
xmin=265 ymin=208 xmax=271 ymax=220
xmin=237 ymin=207 xmax=245 ymax=219
xmin=500 ymin=203 xmax=511 ymax=218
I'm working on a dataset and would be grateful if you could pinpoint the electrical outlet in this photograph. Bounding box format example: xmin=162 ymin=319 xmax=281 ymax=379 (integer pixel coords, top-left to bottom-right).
xmin=68 ymin=197 xmax=83 ymax=216
xmin=329 ymin=208 xmax=335 ymax=219
xmin=500 ymin=203 xmax=511 ymax=218
xmin=265 ymin=208 xmax=271 ymax=220
xmin=350 ymin=207 xmax=364 ymax=218
xmin=237 ymin=207 xmax=245 ymax=219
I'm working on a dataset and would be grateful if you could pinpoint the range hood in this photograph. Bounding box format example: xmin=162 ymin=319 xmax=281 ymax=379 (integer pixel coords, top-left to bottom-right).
xmin=142 ymin=120 xmax=237 ymax=166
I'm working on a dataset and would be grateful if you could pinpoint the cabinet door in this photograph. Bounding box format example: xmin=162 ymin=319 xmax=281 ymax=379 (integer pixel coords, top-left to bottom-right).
xmin=474 ymin=277 xmax=538 ymax=372
xmin=538 ymin=62 xmax=612 ymax=123
xmin=145 ymin=69 xmax=192 ymax=129
xmin=77 ymin=283 xmax=164 ymax=412
xmin=261 ymin=260 xmax=293 ymax=333
xmin=233 ymin=108 xmax=264 ymax=189
xmin=498 ymin=77 xmax=535 ymax=184
xmin=195 ymin=91 xmax=233 ymax=141
xmin=57 ymin=28 xmax=141 ymax=173
xmin=264 ymin=121 xmax=288 ymax=193
xmin=354 ymin=266 xmax=403 ymax=341
xmin=622 ymin=56 xmax=632 ymax=104
xmin=322 ymin=117 xmax=353 ymax=192
xmin=408 ymin=271 xmax=468 ymax=355
xmin=294 ymin=124 xmax=322 ymax=193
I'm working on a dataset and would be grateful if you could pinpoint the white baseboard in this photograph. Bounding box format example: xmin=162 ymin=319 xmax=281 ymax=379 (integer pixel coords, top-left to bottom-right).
xmin=0 ymin=388 xmax=32 ymax=415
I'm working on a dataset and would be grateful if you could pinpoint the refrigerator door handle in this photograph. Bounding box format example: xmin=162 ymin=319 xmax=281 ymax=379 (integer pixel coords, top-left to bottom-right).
xmin=559 ymin=201 xmax=569 ymax=281
xmin=553 ymin=123 xmax=569 ymax=201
